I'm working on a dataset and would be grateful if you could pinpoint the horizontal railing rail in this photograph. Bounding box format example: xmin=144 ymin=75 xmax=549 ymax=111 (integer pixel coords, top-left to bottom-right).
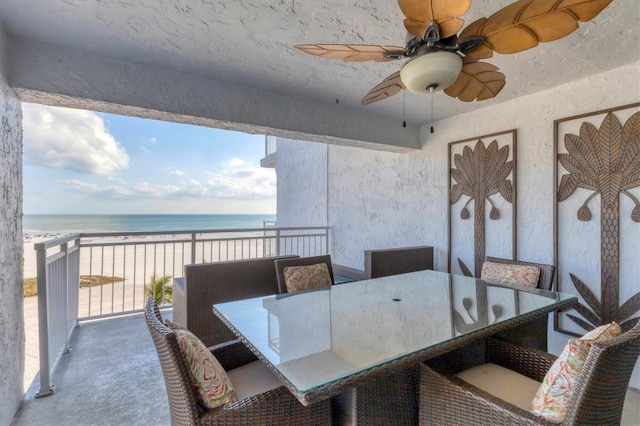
xmin=33 ymin=225 xmax=329 ymax=397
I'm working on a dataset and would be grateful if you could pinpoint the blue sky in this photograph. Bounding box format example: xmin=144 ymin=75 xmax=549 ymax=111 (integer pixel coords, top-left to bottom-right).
xmin=22 ymin=103 xmax=276 ymax=214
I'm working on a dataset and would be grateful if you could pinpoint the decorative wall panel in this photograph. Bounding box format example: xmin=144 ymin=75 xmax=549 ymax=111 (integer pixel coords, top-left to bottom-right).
xmin=554 ymin=103 xmax=640 ymax=335
xmin=448 ymin=130 xmax=517 ymax=277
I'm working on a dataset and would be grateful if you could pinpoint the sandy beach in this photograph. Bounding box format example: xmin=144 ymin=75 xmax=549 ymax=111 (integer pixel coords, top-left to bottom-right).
xmin=22 ymin=234 xmax=267 ymax=389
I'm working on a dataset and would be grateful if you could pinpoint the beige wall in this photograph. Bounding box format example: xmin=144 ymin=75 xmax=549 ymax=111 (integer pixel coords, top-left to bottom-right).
xmin=276 ymin=62 xmax=640 ymax=388
xmin=0 ymin=23 xmax=25 ymax=424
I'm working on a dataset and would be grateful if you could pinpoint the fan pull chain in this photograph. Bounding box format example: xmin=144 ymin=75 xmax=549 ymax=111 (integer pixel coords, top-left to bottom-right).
xmin=429 ymin=86 xmax=434 ymax=134
xmin=402 ymin=90 xmax=406 ymax=128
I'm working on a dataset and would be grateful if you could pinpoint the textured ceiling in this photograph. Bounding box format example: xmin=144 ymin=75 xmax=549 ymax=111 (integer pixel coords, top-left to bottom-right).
xmin=0 ymin=0 xmax=638 ymax=125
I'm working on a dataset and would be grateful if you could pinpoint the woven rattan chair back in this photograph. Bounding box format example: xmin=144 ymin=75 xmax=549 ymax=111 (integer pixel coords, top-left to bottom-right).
xmin=144 ymin=299 xmax=200 ymax=426
xmin=364 ymin=246 xmax=434 ymax=279
xmin=485 ymin=256 xmax=556 ymax=291
xmin=564 ymin=320 xmax=640 ymax=425
xmin=420 ymin=321 xmax=640 ymax=425
xmin=274 ymin=255 xmax=334 ymax=294
xmin=483 ymin=257 xmax=558 ymax=351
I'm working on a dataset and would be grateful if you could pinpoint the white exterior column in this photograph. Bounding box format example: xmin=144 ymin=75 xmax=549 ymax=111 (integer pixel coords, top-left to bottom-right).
xmin=0 ymin=23 xmax=24 ymax=425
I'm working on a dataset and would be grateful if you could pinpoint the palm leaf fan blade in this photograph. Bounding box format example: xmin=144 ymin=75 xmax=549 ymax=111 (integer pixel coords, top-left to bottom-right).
xmin=444 ymin=61 xmax=505 ymax=102
xmin=461 ymin=0 xmax=613 ymax=58
xmin=294 ymin=44 xmax=405 ymax=62
xmin=398 ymin=0 xmax=471 ymax=39
xmin=361 ymin=72 xmax=405 ymax=105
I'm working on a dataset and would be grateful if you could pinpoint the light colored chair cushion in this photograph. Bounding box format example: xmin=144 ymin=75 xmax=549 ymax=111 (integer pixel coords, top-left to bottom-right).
xmin=457 ymin=363 xmax=541 ymax=412
xmin=226 ymin=360 xmax=283 ymax=401
xmin=283 ymin=263 xmax=332 ymax=293
xmin=481 ymin=261 xmax=540 ymax=288
xmin=531 ymin=322 xmax=622 ymax=422
xmin=166 ymin=320 xmax=237 ymax=410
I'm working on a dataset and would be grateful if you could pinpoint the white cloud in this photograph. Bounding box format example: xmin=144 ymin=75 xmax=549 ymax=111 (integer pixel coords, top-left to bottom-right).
xmin=206 ymin=166 xmax=276 ymax=199
xmin=64 ymin=179 xmax=101 ymax=193
xmin=107 ymin=176 xmax=126 ymax=184
xmin=134 ymin=182 xmax=180 ymax=197
xmin=61 ymin=159 xmax=275 ymax=202
xmin=63 ymin=178 xmax=211 ymax=200
xmin=169 ymin=169 xmax=186 ymax=176
xmin=139 ymin=146 xmax=150 ymax=154
xmin=150 ymin=137 xmax=157 ymax=144
xmin=22 ymin=104 xmax=130 ymax=174
xmin=63 ymin=179 xmax=133 ymax=197
xmin=228 ymin=157 xmax=245 ymax=166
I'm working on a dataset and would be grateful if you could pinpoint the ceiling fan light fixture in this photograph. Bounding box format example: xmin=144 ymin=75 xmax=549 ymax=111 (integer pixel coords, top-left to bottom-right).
xmin=400 ymin=51 xmax=463 ymax=94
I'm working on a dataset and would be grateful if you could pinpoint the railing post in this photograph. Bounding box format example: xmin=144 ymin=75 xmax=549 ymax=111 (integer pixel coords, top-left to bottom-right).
xmin=70 ymin=237 xmax=81 ymax=330
xmin=61 ymin=242 xmax=70 ymax=353
xmin=325 ymin=227 xmax=329 ymax=255
xmin=35 ymin=242 xmax=54 ymax=397
xmin=275 ymin=229 xmax=281 ymax=256
xmin=191 ymin=232 xmax=196 ymax=264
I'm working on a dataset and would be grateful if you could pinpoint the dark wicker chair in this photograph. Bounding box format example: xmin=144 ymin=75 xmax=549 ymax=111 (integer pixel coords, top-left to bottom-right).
xmin=173 ymin=255 xmax=298 ymax=348
xmin=484 ymin=256 xmax=556 ymax=291
xmin=364 ymin=246 xmax=433 ymax=279
xmin=144 ymin=299 xmax=331 ymax=426
xmin=274 ymin=255 xmax=334 ymax=294
xmin=484 ymin=256 xmax=557 ymax=351
xmin=419 ymin=321 xmax=640 ymax=425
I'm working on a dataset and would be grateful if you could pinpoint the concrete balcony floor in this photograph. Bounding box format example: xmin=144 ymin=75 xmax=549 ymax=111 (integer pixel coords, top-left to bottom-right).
xmin=13 ymin=311 xmax=172 ymax=426
xmin=11 ymin=310 xmax=640 ymax=426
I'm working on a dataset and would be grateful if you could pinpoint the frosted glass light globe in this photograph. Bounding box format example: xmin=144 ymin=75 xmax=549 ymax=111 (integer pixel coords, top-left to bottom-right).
xmin=400 ymin=51 xmax=463 ymax=94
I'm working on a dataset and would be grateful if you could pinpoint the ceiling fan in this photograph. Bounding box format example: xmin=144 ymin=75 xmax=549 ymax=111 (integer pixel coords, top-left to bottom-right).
xmin=294 ymin=0 xmax=613 ymax=105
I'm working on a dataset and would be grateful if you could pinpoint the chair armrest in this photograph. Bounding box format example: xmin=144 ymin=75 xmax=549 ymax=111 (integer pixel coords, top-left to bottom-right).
xmin=209 ymin=339 xmax=258 ymax=371
xmin=202 ymin=386 xmax=331 ymax=425
xmin=486 ymin=337 xmax=556 ymax=382
xmin=420 ymin=362 xmax=548 ymax=425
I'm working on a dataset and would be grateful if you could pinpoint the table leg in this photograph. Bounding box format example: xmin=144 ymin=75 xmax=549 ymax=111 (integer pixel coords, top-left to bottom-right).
xmin=331 ymin=366 xmax=419 ymax=426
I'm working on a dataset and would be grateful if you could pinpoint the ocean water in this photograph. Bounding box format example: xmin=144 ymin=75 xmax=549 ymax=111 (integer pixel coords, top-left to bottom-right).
xmin=23 ymin=214 xmax=277 ymax=237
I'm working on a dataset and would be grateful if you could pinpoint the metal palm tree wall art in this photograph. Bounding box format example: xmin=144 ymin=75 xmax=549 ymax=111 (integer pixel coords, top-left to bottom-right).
xmin=448 ymin=130 xmax=517 ymax=277
xmin=554 ymin=103 xmax=640 ymax=335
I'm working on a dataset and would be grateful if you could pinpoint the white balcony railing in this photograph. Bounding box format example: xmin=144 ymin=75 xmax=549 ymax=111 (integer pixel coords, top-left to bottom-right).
xmin=34 ymin=226 xmax=329 ymax=397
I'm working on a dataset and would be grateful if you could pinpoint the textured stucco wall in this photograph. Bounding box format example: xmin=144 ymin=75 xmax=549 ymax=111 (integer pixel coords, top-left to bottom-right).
xmin=0 ymin=25 xmax=24 ymax=424
xmin=275 ymin=138 xmax=328 ymax=228
xmin=276 ymin=62 xmax=640 ymax=387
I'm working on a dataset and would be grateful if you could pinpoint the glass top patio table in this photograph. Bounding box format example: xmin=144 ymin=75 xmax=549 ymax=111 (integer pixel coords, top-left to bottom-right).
xmin=212 ymin=269 xmax=576 ymax=406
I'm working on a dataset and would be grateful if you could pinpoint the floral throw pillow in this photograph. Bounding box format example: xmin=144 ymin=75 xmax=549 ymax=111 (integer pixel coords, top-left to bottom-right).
xmin=531 ymin=322 xmax=622 ymax=422
xmin=166 ymin=320 xmax=237 ymax=410
xmin=480 ymin=261 xmax=540 ymax=288
xmin=283 ymin=263 xmax=332 ymax=293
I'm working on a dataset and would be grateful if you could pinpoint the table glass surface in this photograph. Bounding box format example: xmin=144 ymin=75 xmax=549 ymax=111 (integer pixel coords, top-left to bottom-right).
xmin=213 ymin=269 xmax=574 ymax=393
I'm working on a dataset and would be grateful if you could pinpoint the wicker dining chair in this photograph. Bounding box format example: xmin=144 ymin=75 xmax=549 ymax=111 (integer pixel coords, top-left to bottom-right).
xmin=483 ymin=256 xmax=557 ymax=351
xmin=274 ymin=255 xmax=334 ymax=294
xmin=364 ymin=246 xmax=434 ymax=279
xmin=144 ymin=299 xmax=331 ymax=426
xmin=484 ymin=256 xmax=556 ymax=291
xmin=419 ymin=321 xmax=640 ymax=425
